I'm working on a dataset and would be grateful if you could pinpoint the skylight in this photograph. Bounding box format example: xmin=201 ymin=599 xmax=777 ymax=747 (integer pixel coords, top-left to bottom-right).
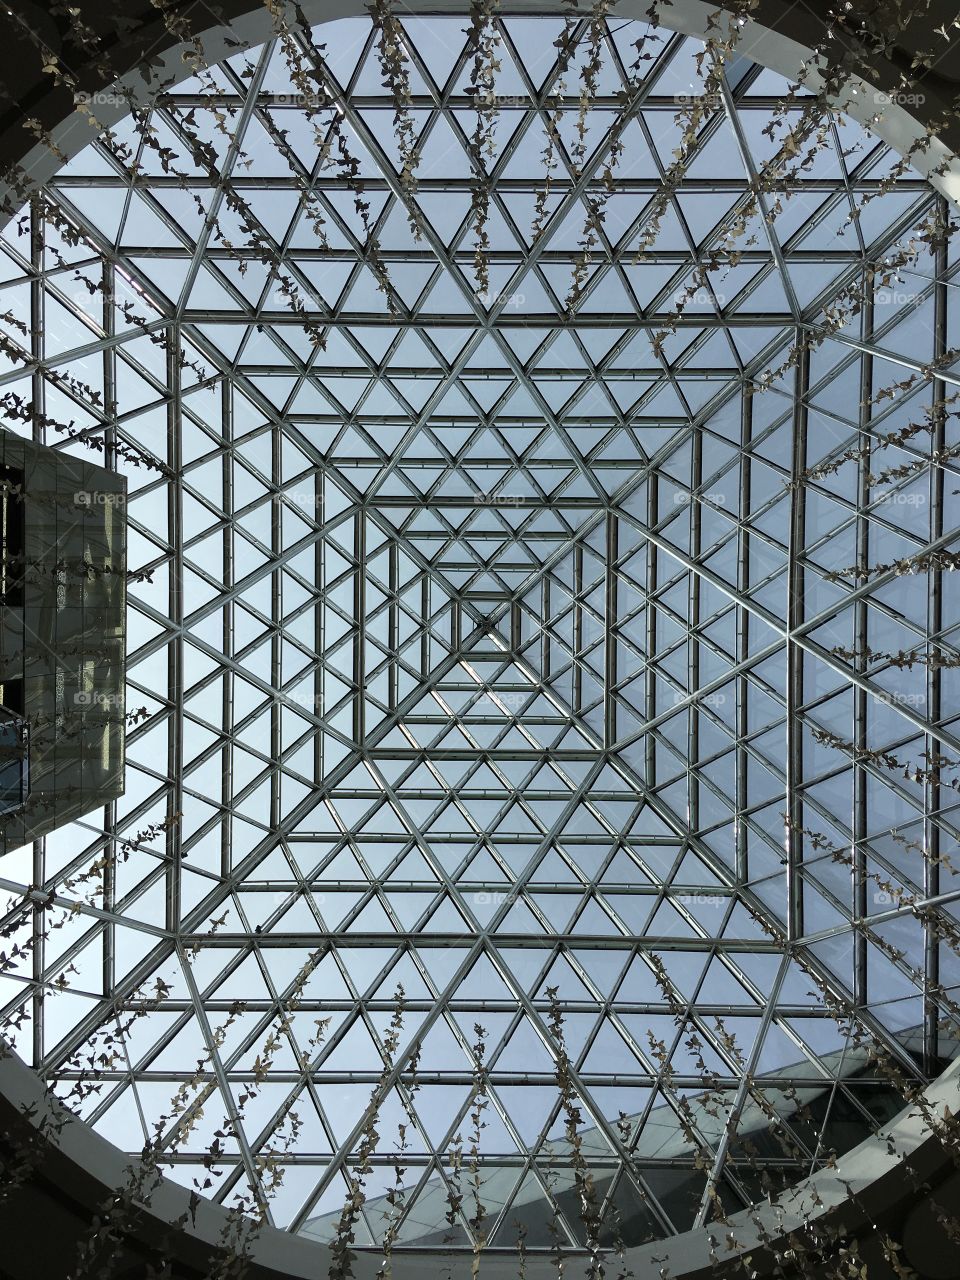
xmin=0 ymin=9 xmax=956 ymax=1252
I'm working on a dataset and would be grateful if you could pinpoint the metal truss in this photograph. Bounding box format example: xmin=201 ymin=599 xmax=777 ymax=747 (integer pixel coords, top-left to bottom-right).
xmin=0 ymin=8 xmax=957 ymax=1253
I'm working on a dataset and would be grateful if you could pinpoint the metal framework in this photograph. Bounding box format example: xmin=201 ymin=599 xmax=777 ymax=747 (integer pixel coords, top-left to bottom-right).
xmin=0 ymin=9 xmax=958 ymax=1252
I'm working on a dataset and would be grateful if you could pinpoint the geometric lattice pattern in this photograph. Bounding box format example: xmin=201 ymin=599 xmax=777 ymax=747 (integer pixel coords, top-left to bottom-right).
xmin=0 ymin=11 xmax=958 ymax=1248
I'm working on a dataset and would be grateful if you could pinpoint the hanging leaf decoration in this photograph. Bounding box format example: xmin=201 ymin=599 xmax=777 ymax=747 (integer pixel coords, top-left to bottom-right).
xmin=370 ymin=0 xmax=422 ymax=241
xmin=466 ymin=0 xmax=502 ymax=302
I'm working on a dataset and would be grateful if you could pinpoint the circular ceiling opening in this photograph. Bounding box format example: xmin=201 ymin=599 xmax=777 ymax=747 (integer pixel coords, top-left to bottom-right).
xmin=0 ymin=4 xmax=958 ymax=1267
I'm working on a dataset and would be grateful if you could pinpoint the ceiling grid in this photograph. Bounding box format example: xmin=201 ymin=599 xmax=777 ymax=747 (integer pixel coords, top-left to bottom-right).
xmin=0 ymin=9 xmax=957 ymax=1251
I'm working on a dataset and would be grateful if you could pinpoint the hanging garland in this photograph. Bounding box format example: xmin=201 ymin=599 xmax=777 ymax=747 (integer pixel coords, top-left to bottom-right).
xmin=370 ymin=0 xmax=422 ymax=242
xmin=565 ymin=0 xmax=618 ymax=311
xmin=546 ymin=987 xmax=604 ymax=1276
xmin=328 ymin=986 xmax=406 ymax=1280
xmin=466 ymin=0 xmax=502 ymax=302
xmin=377 ymin=1039 xmax=422 ymax=1280
xmin=264 ymin=0 xmax=401 ymax=316
xmin=530 ymin=0 xmax=580 ymax=245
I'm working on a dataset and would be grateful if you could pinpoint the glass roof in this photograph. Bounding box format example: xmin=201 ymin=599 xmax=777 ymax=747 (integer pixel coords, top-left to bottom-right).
xmin=1 ymin=7 xmax=959 ymax=1251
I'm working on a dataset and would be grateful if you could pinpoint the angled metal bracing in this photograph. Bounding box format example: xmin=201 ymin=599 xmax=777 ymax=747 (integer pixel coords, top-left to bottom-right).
xmin=0 ymin=8 xmax=958 ymax=1255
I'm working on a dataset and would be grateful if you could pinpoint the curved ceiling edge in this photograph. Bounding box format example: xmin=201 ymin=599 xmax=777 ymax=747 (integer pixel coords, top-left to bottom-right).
xmin=1 ymin=0 xmax=958 ymax=223
xmin=1 ymin=1038 xmax=958 ymax=1279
